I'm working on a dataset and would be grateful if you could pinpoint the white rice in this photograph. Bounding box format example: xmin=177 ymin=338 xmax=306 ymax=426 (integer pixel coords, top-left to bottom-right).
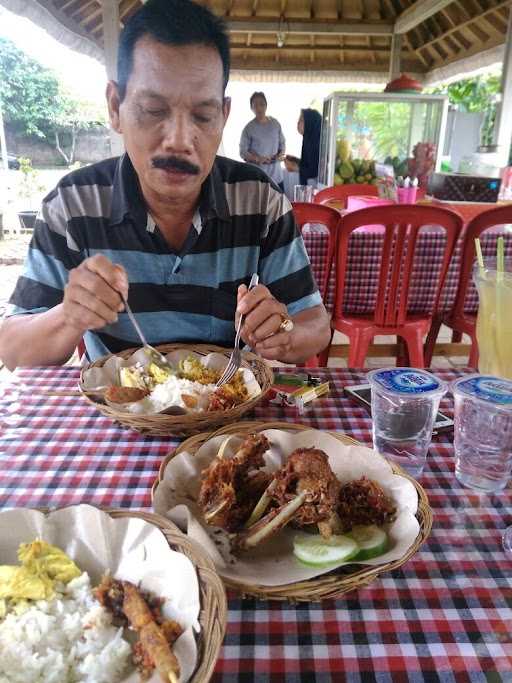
xmin=128 ymin=375 xmax=217 ymax=414
xmin=0 ymin=573 xmax=132 ymax=683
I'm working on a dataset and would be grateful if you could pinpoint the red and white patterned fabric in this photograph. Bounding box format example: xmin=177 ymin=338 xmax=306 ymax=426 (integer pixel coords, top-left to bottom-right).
xmin=1 ymin=366 xmax=510 ymax=681
xmin=302 ymin=227 xmax=512 ymax=315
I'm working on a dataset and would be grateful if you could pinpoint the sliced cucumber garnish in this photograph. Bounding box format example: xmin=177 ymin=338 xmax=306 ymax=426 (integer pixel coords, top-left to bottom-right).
xmin=347 ymin=525 xmax=388 ymax=560
xmin=293 ymin=534 xmax=359 ymax=566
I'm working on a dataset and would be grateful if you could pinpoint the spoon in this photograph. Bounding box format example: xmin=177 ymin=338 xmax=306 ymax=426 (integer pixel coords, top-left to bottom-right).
xmin=120 ymin=294 xmax=175 ymax=374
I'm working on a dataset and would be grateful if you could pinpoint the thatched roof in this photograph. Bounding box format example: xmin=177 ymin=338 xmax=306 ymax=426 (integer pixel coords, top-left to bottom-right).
xmin=1 ymin=0 xmax=511 ymax=81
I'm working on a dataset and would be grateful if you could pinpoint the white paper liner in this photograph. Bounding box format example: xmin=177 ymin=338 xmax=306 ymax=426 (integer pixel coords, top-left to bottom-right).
xmin=0 ymin=504 xmax=200 ymax=682
xmin=80 ymin=349 xmax=261 ymax=415
xmin=153 ymin=429 xmax=420 ymax=587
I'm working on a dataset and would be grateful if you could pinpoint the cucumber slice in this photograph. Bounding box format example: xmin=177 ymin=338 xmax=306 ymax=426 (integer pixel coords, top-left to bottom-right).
xmin=293 ymin=534 xmax=359 ymax=566
xmin=347 ymin=525 xmax=388 ymax=560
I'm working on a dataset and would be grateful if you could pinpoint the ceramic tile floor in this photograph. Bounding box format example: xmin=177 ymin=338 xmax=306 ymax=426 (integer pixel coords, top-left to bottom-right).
xmin=326 ymin=327 xmax=472 ymax=370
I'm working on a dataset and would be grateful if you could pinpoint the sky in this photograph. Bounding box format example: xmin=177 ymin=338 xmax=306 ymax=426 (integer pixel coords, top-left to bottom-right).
xmin=0 ymin=7 xmax=107 ymax=102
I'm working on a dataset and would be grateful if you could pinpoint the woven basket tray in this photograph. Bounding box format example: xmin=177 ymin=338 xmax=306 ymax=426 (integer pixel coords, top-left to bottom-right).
xmin=79 ymin=343 xmax=274 ymax=437
xmin=36 ymin=507 xmax=227 ymax=682
xmin=152 ymin=421 xmax=433 ymax=602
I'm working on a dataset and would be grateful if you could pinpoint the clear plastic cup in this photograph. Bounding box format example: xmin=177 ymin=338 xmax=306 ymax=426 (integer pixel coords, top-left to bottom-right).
xmin=451 ymin=374 xmax=512 ymax=493
xmin=293 ymin=185 xmax=314 ymax=202
xmin=368 ymin=368 xmax=447 ymax=477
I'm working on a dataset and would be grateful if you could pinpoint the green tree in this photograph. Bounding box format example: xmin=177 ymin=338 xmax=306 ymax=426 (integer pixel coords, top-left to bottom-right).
xmin=430 ymin=74 xmax=502 ymax=148
xmin=0 ymin=36 xmax=62 ymax=138
xmin=50 ymin=90 xmax=106 ymax=165
xmin=0 ymin=37 xmax=107 ymax=164
xmin=432 ymin=74 xmax=501 ymax=112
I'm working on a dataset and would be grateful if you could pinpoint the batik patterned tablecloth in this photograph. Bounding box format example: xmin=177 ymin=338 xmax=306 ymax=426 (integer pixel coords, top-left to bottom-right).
xmin=0 ymin=366 xmax=511 ymax=682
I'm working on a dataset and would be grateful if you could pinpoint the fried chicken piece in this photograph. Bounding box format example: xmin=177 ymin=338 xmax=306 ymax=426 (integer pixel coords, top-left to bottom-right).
xmin=94 ymin=574 xmax=126 ymax=623
xmin=337 ymin=476 xmax=397 ymax=531
xmin=235 ymin=447 xmax=341 ymax=550
xmin=198 ymin=433 xmax=270 ymax=531
xmin=105 ymin=385 xmax=149 ymax=404
xmin=270 ymin=448 xmax=340 ymax=527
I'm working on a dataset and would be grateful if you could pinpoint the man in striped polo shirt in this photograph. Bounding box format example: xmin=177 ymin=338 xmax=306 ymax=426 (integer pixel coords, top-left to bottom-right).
xmin=0 ymin=0 xmax=330 ymax=369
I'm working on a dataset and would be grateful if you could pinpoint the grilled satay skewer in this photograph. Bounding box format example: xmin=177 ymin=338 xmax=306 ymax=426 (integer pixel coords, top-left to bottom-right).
xmin=122 ymin=581 xmax=180 ymax=683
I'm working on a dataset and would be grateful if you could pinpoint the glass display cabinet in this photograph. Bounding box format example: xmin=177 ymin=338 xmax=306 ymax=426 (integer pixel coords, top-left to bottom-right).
xmin=318 ymin=92 xmax=449 ymax=187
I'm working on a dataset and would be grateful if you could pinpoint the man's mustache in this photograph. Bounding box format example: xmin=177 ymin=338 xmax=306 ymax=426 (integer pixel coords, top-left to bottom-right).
xmin=152 ymin=156 xmax=200 ymax=175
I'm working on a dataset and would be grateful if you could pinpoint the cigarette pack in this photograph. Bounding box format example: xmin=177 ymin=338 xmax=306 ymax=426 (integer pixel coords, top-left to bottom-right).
xmin=268 ymin=374 xmax=328 ymax=411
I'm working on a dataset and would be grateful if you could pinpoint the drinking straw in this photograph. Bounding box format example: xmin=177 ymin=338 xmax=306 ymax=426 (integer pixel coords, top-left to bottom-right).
xmin=495 ymin=236 xmax=505 ymax=376
xmin=497 ymin=236 xmax=504 ymax=282
xmin=475 ymin=238 xmax=485 ymax=277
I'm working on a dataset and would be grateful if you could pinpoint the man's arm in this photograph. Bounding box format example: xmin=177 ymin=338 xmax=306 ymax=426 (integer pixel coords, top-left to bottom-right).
xmin=0 ymin=255 xmax=128 ymax=370
xmin=235 ymin=188 xmax=331 ymax=363
xmin=0 ymin=306 xmax=82 ymax=370
xmin=237 ymin=283 xmax=330 ymax=363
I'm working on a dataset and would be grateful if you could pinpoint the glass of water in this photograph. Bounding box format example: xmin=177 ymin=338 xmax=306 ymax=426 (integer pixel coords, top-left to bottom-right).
xmin=293 ymin=185 xmax=314 ymax=202
xmin=368 ymin=368 xmax=447 ymax=478
xmin=451 ymin=375 xmax=512 ymax=493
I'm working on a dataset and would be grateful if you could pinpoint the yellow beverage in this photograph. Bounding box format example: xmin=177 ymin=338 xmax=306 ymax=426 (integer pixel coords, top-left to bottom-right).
xmin=475 ymin=265 xmax=512 ymax=379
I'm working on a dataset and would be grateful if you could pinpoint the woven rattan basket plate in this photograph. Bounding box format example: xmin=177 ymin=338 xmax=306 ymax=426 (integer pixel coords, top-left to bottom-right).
xmin=79 ymin=343 xmax=273 ymax=437
xmin=33 ymin=507 xmax=227 ymax=682
xmin=152 ymin=421 xmax=433 ymax=602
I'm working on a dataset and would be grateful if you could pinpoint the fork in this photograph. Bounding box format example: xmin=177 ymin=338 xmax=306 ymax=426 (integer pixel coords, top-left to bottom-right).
xmin=216 ymin=273 xmax=259 ymax=388
xmin=120 ymin=294 xmax=176 ymax=375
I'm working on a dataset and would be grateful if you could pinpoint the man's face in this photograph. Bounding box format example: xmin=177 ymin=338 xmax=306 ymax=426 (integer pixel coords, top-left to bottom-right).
xmin=107 ymin=38 xmax=230 ymax=205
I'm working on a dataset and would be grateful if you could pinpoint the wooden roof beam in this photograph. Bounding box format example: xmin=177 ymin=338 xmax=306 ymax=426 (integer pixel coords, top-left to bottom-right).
xmin=230 ymin=44 xmax=397 ymax=54
xmin=418 ymin=0 xmax=511 ymax=52
xmin=394 ymin=0 xmax=456 ymax=35
xmin=226 ymin=18 xmax=393 ymax=35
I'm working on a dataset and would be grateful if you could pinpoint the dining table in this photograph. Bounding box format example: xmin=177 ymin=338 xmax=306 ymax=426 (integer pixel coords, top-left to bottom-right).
xmin=0 ymin=364 xmax=511 ymax=682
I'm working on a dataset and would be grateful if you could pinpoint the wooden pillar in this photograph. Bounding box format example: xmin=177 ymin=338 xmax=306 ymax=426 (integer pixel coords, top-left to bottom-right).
xmin=494 ymin=7 xmax=512 ymax=167
xmin=389 ymin=33 xmax=402 ymax=82
xmin=101 ymin=0 xmax=124 ymax=156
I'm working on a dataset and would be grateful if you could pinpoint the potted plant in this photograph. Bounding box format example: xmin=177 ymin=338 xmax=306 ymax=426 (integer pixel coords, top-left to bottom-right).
xmin=17 ymin=157 xmax=45 ymax=231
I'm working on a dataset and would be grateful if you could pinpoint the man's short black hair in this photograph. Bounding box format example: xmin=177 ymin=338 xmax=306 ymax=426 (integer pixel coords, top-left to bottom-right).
xmin=117 ymin=0 xmax=230 ymax=100
xmin=250 ymin=91 xmax=267 ymax=108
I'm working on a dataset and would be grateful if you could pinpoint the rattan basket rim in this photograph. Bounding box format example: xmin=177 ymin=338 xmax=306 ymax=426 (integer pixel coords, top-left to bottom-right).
xmin=78 ymin=343 xmax=274 ymax=436
xmin=32 ymin=505 xmax=227 ymax=682
xmin=152 ymin=421 xmax=433 ymax=602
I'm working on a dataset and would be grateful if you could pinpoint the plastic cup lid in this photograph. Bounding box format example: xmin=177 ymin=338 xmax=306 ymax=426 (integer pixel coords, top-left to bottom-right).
xmin=451 ymin=374 xmax=512 ymax=407
xmin=367 ymin=368 xmax=446 ymax=397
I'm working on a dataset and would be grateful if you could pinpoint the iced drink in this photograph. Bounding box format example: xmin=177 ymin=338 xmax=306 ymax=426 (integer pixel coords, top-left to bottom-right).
xmin=475 ymin=261 xmax=512 ymax=379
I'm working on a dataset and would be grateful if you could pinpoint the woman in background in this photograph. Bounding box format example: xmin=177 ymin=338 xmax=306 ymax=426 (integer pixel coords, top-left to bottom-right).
xmin=239 ymin=92 xmax=286 ymax=187
xmin=286 ymin=108 xmax=322 ymax=186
